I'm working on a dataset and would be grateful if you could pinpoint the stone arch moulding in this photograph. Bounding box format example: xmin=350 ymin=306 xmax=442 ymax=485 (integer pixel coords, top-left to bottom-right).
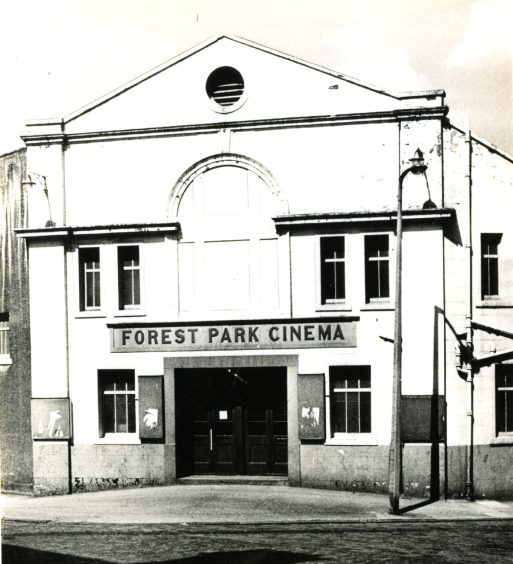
xmin=167 ymin=153 xmax=289 ymax=219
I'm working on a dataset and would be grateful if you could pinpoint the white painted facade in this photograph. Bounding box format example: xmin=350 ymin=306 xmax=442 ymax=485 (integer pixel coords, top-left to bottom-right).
xmin=14 ymin=36 xmax=513 ymax=498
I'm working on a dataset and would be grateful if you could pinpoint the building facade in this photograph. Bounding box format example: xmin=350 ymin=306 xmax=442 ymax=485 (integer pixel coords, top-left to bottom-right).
xmin=3 ymin=36 xmax=513 ymax=498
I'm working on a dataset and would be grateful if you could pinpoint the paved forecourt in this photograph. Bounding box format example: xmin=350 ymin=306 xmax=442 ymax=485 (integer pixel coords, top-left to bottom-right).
xmin=2 ymin=485 xmax=513 ymax=524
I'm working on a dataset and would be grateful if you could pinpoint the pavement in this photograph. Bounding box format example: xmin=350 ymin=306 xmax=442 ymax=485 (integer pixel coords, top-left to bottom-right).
xmin=2 ymin=484 xmax=513 ymax=525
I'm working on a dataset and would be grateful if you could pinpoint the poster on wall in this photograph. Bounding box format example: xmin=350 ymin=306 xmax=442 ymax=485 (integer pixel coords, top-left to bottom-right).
xmin=138 ymin=375 xmax=164 ymax=440
xmin=31 ymin=398 xmax=71 ymax=440
xmin=298 ymin=373 xmax=325 ymax=440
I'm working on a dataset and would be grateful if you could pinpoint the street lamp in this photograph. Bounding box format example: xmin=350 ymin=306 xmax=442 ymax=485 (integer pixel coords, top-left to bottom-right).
xmin=23 ymin=173 xmax=56 ymax=228
xmin=389 ymin=148 xmax=434 ymax=514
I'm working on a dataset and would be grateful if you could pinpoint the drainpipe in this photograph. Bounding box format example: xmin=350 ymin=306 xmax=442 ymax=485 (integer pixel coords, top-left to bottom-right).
xmin=464 ymin=122 xmax=474 ymax=501
xmin=61 ymin=127 xmax=73 ymax=494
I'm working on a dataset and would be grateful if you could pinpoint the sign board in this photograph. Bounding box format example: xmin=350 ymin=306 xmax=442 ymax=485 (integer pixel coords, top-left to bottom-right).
xmin=401 ymin=395 xmax=445 ymax=443
xmin=138 ymin=376 xmax=164 ymax=440
xmin=110 ymin=317 xmax=357 ymax=353
xmin=298 ymin=373 xmax=325 ymax=440
xmin=32 ymin=398 xmax=71 ymax=440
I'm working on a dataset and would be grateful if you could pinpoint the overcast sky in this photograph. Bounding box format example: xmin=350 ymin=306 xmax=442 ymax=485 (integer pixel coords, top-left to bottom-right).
xmin=1 ymin=0 xmax=511 ymax=155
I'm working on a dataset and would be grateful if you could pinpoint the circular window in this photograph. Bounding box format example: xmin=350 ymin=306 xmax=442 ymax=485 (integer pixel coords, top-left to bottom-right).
xmin=206 ymin=66 xmax=245 ymax=110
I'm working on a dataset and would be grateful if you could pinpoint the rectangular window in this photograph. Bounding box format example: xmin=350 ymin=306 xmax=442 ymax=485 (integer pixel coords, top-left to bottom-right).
xmin=320 ymin=236 xmax=345 ymax=304
xmin=98 ymin=370 xmax=136 ymax=436
xmin=0 ymin=312 xmax=9 ymax=358
xmin=118 ymin=246 xmax=141 ymax=309
xmin=330 ymin=366 xmax=371 ymax=435
xmin=481 ymin=233 xmax=501 ymax=299
xmin=365 ymin=234 xmax=389 ymax=302
xmin=496 ymin=365 xmax=513 ymax=435
xmin=79 ymin=247 xmax=101 ymax=311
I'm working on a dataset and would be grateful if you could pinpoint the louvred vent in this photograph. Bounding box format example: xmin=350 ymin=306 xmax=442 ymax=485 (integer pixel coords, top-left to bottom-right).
xmin=206 ymin=66 xmax=244 ymax=107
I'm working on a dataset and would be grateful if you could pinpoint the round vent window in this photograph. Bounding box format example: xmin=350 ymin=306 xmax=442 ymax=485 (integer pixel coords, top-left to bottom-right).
xmin=206 ymin=66 xmax=245 ymax=110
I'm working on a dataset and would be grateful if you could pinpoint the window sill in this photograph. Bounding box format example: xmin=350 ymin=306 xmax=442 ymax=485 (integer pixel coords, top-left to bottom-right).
xmin=476 ymin=301 xmax=513 ymax=309
xmin=325 ymin=435 xmax=378 ymax=446
xmin=96 ymin=434 xmax=141 ymax=445
xmin=316 ymin=303 xmax=352 ymax=313
xmin=360 ymin=302 xmax=394 ymax=311
xmin=491 ymin=435 xmax=513 ymax=445
xmin=75 ymin=311 xmax=107 ymax=319
xmin=113 ymin=309 xmax=147 ymax=318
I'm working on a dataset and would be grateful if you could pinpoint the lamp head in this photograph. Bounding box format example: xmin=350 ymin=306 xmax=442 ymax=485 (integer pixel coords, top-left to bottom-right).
xmin=22 ymin=174 xmax=36 ymax=187
xmin=409 ymin=148 xmax=427 ymax=175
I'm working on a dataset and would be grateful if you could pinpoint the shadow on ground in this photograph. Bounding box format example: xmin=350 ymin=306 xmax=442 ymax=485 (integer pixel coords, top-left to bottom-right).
xmin=2 ymin=545 xmax=322 ymax=563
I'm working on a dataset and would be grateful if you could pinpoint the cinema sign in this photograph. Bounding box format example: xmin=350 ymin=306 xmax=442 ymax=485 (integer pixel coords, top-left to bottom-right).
xmin=109 ymin=317 xmax=358 ymax=353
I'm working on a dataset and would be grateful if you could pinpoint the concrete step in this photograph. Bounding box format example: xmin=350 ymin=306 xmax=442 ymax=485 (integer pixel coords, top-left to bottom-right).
xmin=177 ymin=475 xmax=289 ymax=486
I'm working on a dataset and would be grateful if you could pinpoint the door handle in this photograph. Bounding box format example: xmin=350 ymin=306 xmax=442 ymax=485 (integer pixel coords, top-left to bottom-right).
xmin=209 ymin=428 xmax=213 ymax=452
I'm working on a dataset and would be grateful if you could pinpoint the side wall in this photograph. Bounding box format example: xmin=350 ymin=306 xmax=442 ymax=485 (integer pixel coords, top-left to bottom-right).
xmin=0 ymin=149 xmax=34 ymax=493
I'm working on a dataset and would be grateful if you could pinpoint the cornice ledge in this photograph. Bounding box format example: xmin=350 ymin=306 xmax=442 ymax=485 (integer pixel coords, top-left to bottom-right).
xmin=21 ymin=106 xmax=449 ymax=146
xmin=273 ymin=208 xmax=456 ymax=230
xmin=16 ymin=222 xmax=180 ymax=240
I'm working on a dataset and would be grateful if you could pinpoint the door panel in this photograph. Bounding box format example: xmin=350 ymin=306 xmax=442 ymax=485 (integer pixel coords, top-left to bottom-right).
xmin=212 ymin=408 xmax=240 ymax=474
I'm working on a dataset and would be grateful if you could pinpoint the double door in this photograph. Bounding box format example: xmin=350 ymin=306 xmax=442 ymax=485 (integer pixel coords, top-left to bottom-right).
xmin=176 ymin=368 xmax=287 ymax=476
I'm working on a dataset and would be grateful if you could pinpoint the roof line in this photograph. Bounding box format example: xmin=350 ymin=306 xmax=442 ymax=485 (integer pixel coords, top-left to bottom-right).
xmin=63 ymin=35 xmax=225 ymax=124
xmin=58 ymin=34 xmax=444 ymax=125
xmin=0 ymin=146 xmax=26 ymax=158
xmin=448 ymin=121 xmax=513 ymax=164
xmin=222 ymin=34 xmax=444 ymax=100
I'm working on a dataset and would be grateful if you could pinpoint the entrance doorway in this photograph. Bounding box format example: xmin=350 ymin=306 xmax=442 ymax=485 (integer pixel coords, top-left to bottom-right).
xmin=176 ymin=367 xmax=287 ymax=476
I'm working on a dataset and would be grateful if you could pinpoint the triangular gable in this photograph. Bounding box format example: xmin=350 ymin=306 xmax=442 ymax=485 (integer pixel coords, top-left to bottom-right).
xmin=29 ymin=35 xmax=446 ymax=135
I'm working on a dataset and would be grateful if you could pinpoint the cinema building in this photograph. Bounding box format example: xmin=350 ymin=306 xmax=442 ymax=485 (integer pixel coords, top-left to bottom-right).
xmin=2 ymin=36 xmax=513 ymax=498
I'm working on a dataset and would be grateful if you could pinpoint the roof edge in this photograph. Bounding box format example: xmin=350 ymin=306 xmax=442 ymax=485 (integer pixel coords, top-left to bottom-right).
xmin=222 ymin=34 xmax=444 ymax=102
xmin=448 ymin=122 xmax=513 ymax=164
xmin=63 ymin=35 xmax=226 ymax=124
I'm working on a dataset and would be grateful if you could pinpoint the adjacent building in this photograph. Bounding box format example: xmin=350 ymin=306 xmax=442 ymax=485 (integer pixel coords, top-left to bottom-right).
xmin=2 ymin=36 xmax=512 ymax=498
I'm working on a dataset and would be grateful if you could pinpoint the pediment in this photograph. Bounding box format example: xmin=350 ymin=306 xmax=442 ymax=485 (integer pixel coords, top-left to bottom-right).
xmin=57 ymin=36 xmax=442 ymax=135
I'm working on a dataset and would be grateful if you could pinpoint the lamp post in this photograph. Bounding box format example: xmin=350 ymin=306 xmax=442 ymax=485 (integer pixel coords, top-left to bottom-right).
xmin=389 ymin=148 xmax=434 ymax=515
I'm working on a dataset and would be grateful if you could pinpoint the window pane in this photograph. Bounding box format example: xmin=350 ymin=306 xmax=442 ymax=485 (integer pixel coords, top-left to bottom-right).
xmin=346 ymin=393 xmax=359 ymax=433
xmin=332 ymin=394 xmax=347 ymax=433
xmin=133 ymin=270 xmax=140 ymax=304
xmin=360 ymin=392 xmax=371 ymax=432
xmin=378 ymin=261 xmax=390 ymax=298
xmin=488 ymin=259 xmax=498 ymax=296
xmin=103 ymin=395 xmax=115 ymax=434
xmin=321 ymin=237 xmax=344 ymax=260
xmin=366 ymin=235 xmax=389 ymax=258
xmin=127 ymin=394 xmax=136 ymax=433
xmin=115 ymin=394 xmax=128 ymax=432
xmin=122 ymin=270 xmax=134 ymax=304
xmin=366 ymin=261 xmax=379 ymax=299
xmin=86 ymin=271 xmax=94 ymax=307
xmin=335 ymin=262 xmax=345 ymax=300
xmin=93 ymin=271 xmax=101 ymax=307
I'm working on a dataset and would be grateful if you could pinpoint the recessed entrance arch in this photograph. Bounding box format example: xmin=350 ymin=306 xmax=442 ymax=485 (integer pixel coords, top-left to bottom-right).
xmin=176 ymin=367 xmax=287 ymax=476
xmin=163 ymin=355 xmax=299 ymax=484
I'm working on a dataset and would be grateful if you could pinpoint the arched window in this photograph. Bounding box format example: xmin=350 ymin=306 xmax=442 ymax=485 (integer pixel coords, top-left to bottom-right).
xmin=172 ymin=157 xmax=287 ymax=318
